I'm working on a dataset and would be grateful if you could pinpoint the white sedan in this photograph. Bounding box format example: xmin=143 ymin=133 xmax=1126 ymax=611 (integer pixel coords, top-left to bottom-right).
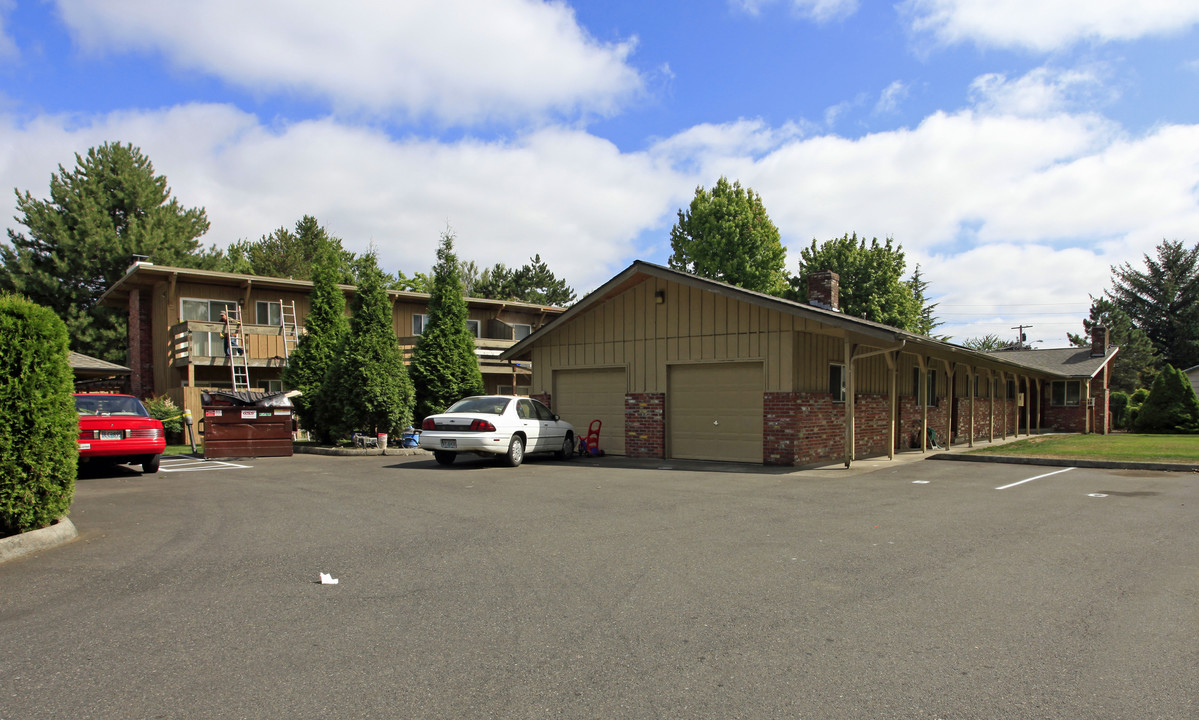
xmin=419 ymin=396 xmax=576 ymax=467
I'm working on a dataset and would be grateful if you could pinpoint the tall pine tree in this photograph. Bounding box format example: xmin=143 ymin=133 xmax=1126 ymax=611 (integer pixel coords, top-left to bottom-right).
xmin=324 ymin=252 xmax=414 ymax=438
xmin=410 ymin=231 xmax=485 ymax=420
xmin=0 ymin=142 xmax=220 ymax=363
xmin=281 ymin=250 xmax=351 ymax=443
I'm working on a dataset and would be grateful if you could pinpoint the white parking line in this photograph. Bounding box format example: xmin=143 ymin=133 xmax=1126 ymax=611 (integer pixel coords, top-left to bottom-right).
xmin=159 ymin=455 xmax=252 ymax=472
xmin=995 ymin=466 xmax=1075 ymax=490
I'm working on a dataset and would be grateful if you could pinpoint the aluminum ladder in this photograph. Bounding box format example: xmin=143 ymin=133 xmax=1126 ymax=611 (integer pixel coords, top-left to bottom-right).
xmin=280 ymin=300 xmax=300 ymax=360
xmin=224 ymin=306 xmax=250 ymax=391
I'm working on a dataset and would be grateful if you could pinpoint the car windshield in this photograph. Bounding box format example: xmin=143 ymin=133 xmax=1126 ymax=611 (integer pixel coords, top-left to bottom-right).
xmin=74 ymin=395 xmax=150 ymax=417
xmin=445 ymin=397 xmax=511 ymax=415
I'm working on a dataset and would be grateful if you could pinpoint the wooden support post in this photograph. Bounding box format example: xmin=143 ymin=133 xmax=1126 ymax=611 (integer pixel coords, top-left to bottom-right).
xmin=999 ymin=371 xmax=1007 ymax=440
xmin=887 ymin=351 xmax=897 ymax=460
xmin=844 ymin=339 xmax=855 ymax=468
xmin=941 ymin=359 xmax=955 ymax=450
xmin=988 ymin=370 xmax=994 ymax=442
xmin=968 ymin=366 xmax=975 ymax=448
xmin=1023 ymin=376 xmax=1031 ymax=438
xmin=919 ymin=356 xmax=928 ymax=453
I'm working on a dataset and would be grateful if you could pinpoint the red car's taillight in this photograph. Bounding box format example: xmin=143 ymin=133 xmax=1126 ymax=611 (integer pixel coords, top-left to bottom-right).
xmin=422 ymin=418 xmax=436 ymax=430
xmin=469 ymin=419 xmax=496 ymax=432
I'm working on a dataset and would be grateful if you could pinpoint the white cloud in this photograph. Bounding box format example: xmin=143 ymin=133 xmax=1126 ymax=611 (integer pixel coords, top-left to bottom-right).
xmin=51 ymin=0 xmax=643 ymax=125
xmin=874 ymin=81 xmax=909 ymax=115
xmin=0 ymin=106 xmax=685 ymax=292
xmin=902 ymin=0 xmax=1199 ymax=51
xmin=733 ymin=0 xmax=859 ymax=22
xmin=968 ymin=66 xmax=1115 ymax=117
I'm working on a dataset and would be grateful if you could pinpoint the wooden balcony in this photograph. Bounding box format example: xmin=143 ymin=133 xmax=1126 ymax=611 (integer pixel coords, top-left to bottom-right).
xmin=169 ymin=321 xmax=290 ymax=368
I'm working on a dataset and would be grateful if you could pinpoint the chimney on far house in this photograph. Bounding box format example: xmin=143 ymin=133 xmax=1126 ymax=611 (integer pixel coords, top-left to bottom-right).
xmin=808 ymin=270 xmax=840 ymax=312
xmin=1090 ymin=325 xmax=1109 ymax=357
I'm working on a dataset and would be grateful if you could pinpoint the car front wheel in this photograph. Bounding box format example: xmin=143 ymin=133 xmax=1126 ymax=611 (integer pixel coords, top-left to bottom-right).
xmin=556 ymin=433 xmax=573 ymax=460
xmin=504 ymin=435 xmax=525 ymax=467
xmin=142 ymin=454 xmax=161 ymax=474
xmin=433 ymin=450 xmax=456 ymax=466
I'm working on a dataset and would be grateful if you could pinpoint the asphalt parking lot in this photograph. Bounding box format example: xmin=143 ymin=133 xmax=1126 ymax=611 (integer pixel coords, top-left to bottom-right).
xmin=2 ymin=453 xmax=1196 ymax=719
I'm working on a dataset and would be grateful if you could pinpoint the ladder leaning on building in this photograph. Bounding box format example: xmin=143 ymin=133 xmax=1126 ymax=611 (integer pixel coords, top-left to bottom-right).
xmin=222 ymin=307 xmax=251 ymax=391
xmin=281 ymin=300 xmax=300 ymax=360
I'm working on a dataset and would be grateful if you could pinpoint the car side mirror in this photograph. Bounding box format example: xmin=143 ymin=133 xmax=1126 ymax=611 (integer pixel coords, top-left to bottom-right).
xmin=553 ymin=414 xmax=560 ymax=421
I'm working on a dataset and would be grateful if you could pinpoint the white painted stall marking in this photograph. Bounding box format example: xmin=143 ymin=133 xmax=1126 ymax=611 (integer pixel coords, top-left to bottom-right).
xmin=995 ymin=466 xmax=1075 ymax=490
xmin=159 ymin=456 xmax=252 ymax=472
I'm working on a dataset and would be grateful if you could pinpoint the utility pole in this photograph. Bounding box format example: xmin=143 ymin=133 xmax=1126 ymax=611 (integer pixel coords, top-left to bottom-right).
xmin=1010 ymin=324 xmax=1032 ymax=349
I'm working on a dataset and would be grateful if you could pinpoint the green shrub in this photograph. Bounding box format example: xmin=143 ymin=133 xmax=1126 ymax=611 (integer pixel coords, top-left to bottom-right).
xmin=1134 ymin=365 xmax=1199 ymax=434
xmin=1110 ymin=391 xmax=1129 ymax=429
xmin=1130 ymin=387 xmax=1150 ymax=405
xmin=144 ymin=394 xmax=183 ymax=439
xmin=0 ymin=293 xmax=78 ymax=535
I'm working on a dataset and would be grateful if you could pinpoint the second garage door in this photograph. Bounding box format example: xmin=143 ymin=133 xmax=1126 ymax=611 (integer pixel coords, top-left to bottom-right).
xmin=553 ymin=368 xmax=626 ymax=455
xmin=668 ymin=362 xmax=763 ymax=463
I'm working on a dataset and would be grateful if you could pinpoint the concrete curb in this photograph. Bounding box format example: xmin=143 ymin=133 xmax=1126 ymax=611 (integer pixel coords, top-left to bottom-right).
xmin=930 ymin=453 xmax=1199 ymax=473
xmin=294 ymin=445 xmax=430 ymax=457
xmin=0 ymin=517 xmax=78 ymax=564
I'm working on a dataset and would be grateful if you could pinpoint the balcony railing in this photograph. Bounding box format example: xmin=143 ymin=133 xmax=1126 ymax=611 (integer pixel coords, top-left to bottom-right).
xmin=169 ymin=320 xmax=289 ymax=367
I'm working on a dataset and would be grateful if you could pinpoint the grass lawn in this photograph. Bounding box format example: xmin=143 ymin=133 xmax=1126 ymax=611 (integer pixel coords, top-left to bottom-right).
xmin=969 ymin=433 xmax=1199 ymax=464
xmin=165 ymin=444 xmax=202 ymax=456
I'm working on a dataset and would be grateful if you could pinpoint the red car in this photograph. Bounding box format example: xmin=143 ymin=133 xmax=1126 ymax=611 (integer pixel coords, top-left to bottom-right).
xmin=75 ymin=393 xmax=166 ymax=474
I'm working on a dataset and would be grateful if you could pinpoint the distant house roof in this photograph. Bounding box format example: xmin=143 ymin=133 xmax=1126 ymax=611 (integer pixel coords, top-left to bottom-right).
xmin=69 ymin=351 xmax=131 ymax=377
xmin=983 ymin=347 xmax=1118 ymax=379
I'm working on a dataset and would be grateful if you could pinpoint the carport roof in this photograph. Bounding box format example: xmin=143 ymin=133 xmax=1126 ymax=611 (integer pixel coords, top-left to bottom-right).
xmin=499 ymin=260 xmax=1114 ymax=380
xmin=983 ymin=347 xmax=1118 ymax=379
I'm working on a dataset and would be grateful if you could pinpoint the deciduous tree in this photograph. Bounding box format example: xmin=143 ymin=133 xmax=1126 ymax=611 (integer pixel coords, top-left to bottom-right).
xmin=790 ymin=233 xmax=924 ymax=332
xmin=226 ymin=215 xmax=356 ymax=282
xmin=668 ymin=177 xmax=788 ymax=296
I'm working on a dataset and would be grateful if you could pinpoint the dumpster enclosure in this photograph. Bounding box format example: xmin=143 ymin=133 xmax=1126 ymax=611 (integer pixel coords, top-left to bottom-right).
xmin=202 ymin=390 xmax=294 ymax=459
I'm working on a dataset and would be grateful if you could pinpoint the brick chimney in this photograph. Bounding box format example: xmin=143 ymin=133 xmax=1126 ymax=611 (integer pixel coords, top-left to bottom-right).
xmin=1090 ymin=325 xmax=1109 ymax=357
xmin=808 ymin=270 xmax=840 ymax=312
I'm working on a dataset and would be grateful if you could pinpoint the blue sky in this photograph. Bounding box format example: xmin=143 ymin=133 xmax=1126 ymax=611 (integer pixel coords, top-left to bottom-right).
xmin=2 ymin=0 xmax=1199 ymax=346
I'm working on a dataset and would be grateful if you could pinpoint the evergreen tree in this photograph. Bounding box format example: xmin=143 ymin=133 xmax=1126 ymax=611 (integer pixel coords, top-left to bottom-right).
xmin=790 ymin=233 xmax=924 ymax=332
xmin=668 ymin=177 xmax=788 ymax=296
xmin=410 ymin=231 xmax=485 ymax=421
xmin=1106 ymin=240 xmax=1199 ymax=369
xmin=1133 ymin=364 xmax=1199 ymax=433
xmin=225 ymin=215 xmax=356 ymax=282
xmin=471 ymin=255 xmax=576 ymax=306
xmin=1067 ymin=297 xmax=1159 ymax=393
xmin=325 ymin=253 xmax=414 ymax=438
xmin=0 ymin=142 xmax=220 ymax=363
xmin=0 ymin=293 xmax=78 ymax=535
xmin=907 ymin=264 xmax=943 ymax=337
xmin=281 ymin=251 xmax=350 ymax=443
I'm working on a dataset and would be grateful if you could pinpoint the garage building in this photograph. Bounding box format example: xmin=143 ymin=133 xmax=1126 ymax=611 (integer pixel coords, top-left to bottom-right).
xmin=501 ymin=261 xmax=1117 ymax=467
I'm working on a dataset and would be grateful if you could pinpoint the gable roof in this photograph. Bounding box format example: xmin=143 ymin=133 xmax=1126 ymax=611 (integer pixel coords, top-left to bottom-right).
xmin=500 ymin=260 xmax=1116 ymax=380
xmin=983 ymin=347 xmax=1118 ymax=379
xmin=69 ymin=351 xmax=131 ymax=375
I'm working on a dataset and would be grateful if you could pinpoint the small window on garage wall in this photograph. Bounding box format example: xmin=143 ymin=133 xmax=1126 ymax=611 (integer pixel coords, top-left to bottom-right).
xmin=1051 ymin=380 xmax=1081 ymax=406
xmin=829 ymin=364 xmax=846 ymax=402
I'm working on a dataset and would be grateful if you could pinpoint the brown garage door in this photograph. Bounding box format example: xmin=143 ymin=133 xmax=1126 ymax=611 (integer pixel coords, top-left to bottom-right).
xmin=553 ymin=368 xmax=626 ymax=455
xmin=668 ymin=362 xmax=763 ymax=463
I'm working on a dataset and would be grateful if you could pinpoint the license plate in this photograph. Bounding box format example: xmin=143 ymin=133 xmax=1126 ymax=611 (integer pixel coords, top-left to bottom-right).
xmin=440 ymin=439 xmax=457 ymax=449
xmin=100 ymin=430 xmax=124 ymax=440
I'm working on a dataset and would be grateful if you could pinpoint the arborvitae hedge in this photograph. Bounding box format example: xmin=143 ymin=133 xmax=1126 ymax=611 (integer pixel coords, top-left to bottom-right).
xmin=0 ymin=293 xmax=78 ymax=535
xmin=1134 ymin=364 xmax=1199 ymax=433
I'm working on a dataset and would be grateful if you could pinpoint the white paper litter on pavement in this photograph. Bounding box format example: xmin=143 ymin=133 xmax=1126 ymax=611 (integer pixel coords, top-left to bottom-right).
xmin=319 ymin=572 xmax=339 ymax=585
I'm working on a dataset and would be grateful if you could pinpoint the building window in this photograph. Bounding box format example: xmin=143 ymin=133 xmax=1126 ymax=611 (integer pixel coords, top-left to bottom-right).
xmin=412 ymin=314 xmax=427 ymax=335
xmin=829 ymin=364 xmax=846 ymax=402
xmin=256 ymin=301 xmax=282 ymax=326
xmin=912 ymin=367 xmax=937 ymax=406
xmin=1051 ymin=380 xmax=1082 ymax=406
xmin=466 ymin=319 xmax=480 ymax=338
xmin=181 ymin=298 xmax=238 ymax=356
xmin=264 ymin=379 xmax=283 ymax=393
xmin=497 ymin=384 xmax=531 ymax=396
xmin=513 ymin=323 xmax=532 ymax=341
xmin=1007 ymin=379 xmax=1016 ymax=399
